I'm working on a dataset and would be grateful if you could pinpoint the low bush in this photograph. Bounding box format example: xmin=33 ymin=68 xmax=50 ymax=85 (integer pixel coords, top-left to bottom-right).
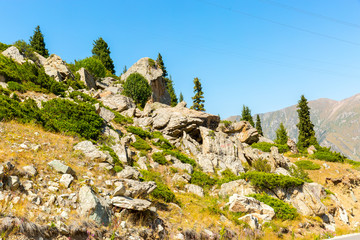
xmin=151 ymin=131 xmax=174 ymax=150
xmin=131 ymin=135 xmax=152 ymax=151
xmin=216 ymin=169 xmax=241 ymax=185
xmin=294 ymin=160 xmax=320 ymax=170
xmin=141 ymin=170 xmax=177 ymax=203
xmin=113 ymin=112 xmax=133 ymax=125
xmin=41 ymin=99 xmax=103 ymax=140
xmin=100 ymin=145 xmax=120 ymax=164
xmin=240 ymin=171 xmax=304 ymax=190
xmin=190 ymin=170 xmax=216 ymax=189
xmin=152 ymin=152 xmax=168 ymax=165
xmin=249 ymin=193 xmax=299 ymax=220
xmin=69 ymin=91 xmax=98 ymax=104
xmin=163 ymin=149 xmax=196 ymax=167
xmin=123 ymin=73 xmax=151 ymax=108
xmin=7 ymin=81 xmax=26 ymax=93
xmin=289 ymin=166 xmax=312 ymax=182
xmin=0 ymin=95 xmax=42 ymax=123
xmin=252 ymin=158 xmax=271 ymax=173
xmin=74 ymin=56 xmax=107 ymax=78
xmin=312 ymin=147 xmax=346 ymax=163
xmin=220 ymin=120 xmax=232 ymax=128
xmin=126 ymin=126 xmax=152 ymax=139
xmin=251 ymin=142 xmax=289 ymax=153
xmin=0 ymin=42 xmax=10 ymax=52
xmin=148 ymin=58 xmax=156 ymax=67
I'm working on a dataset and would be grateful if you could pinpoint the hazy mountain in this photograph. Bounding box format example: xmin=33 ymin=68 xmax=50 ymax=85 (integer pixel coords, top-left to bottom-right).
xmin=228 ymin=93 xmax=360 ymax=161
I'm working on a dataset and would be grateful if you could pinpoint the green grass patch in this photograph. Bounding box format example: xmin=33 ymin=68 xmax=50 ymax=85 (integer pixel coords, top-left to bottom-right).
xmin=240 ymin=171 xmax=304 ymax=190
xmin=294 ymin=160 xmax=320 ymax=170
xmin=190 ymin=170 xmax=216 ymax=189
xmin=311 ymin=147 xmax=346 ymax=163
xmin=163 ymin=149 xmax=196 ymax=167
xmin=152 ymin=152 xmax=168 ymax=165
xmin=141 ymin=170 xmax=177 ymax=203
xmin=249 ymin=193 xmax=299 ymax=220
xmin=113 ymin=112 xmax=133 ymax=125
xmin=126 ymin=126 xmax=152 ymax=139
xmin=131 ymin=135 xmax=152 ymax=151
xmin=251 ymin=142 xmax=289 ymax=153
xmin=151 ymin=131 xmax=174 ymax=150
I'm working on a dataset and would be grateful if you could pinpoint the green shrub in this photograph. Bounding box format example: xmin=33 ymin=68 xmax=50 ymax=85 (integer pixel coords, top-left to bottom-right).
xmin=0 ymin=86 xmax=10 ymax=96
xmin=126 ymin=126 xmax=152 ymax=139
xmin=152 ymin=152 xmax=168 ymax=165
xmin=249 ymin=193 xmax=299 ymax=220
xmin=289 ymin=166 xmax=312 ymax=182
xmin=190 ymin=170 xmax=216 ymax=189
xmin=131 ymin=135 xmax=152 ymax=151
xmin=69 ymin=91 xmax=98 ymax=104
xmin=100 ymin=145 xmax=120 ymax=164
xmin=0 ymin=95 xmax=42 ymax=123
xmin=13 ymin=40 xmax=38 ymax=62
xmin=113 ymin=165 xmax=123 ymax=173
xmin=148 ymin=58 xmax=156 ymax=67
xmin=0 ymin=55 xmax=66 ymax=95
xmin=7 ymin=81 xmax=26 ymax=93
xmin=240 ymin=171 xmax=304 ymax=190
xmin=74 ymin=56 xmax=107 ymax=78
xmin=123 ymin=73 xmax=152 ymax=108
xmin=0 ymin=42 xmax=10 ymax=52
xmin=251 ymin=142 xmax=289 ymax=153
xmin=220 ymin=120 xmax=232 ymax=128
xmin=41 ymin=99 xmax=103 ymax=140
xmin=163 ymin=149 xmax=196 ymax=167
xmin=252 ymin=158 xmax=271 ymax=173
xmin=151 ymin=131 xmax=174 ymax=150
xmin=141 ymin=170 xmax=177 ymax=203
xmin=113 ymin=112 xmax=133 ymax=125
xmin=216 ymin=169 xmax=241 ymax=185
xmin=312 ymin=147 xmax=345 ymax=163
xmin=294 ymin=160 xmax=320 ymax=170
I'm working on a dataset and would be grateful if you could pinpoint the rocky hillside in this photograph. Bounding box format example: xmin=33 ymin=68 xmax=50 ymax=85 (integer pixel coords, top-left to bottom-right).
xmin=0 ymin=44 xmax=359 ymax=239
xmin=228 ymin=94 xmax=360 ymax=161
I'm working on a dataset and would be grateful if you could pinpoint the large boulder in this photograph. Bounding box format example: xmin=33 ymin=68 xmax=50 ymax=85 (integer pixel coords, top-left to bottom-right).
xmin=121 ymin=57 xmax=170 ymax=105
xmin=228 ymin=194 xmax=275 ymax=221
xmin=2 ymin=46 xmax=26 ymax=64
xmin=119 ymin=179 xmax=157 ymax=198
xmin=73 ymin=141 xmax=108 ymax=161
xmin=138 ymin=102 xmax=220 ymax=141
xmin=78 ymin=186 xmax=111 ymax=226
xmin=111 ymin=196 xmax=151 ymax=211
xmin=198 ymin=127 xmax=245 ymax=174
xmin=287 ymin=138 xmax=299 ymax=154
xmin=218 ymin=179 xmax=257 ymax=197
xmin=218 ymin=121 xmax=259 ymax=145
xmin=48 ymin=160 xmax=75 ymax=176
xmin=185 ymin=184 xmax=204 ymax=197
xmin=77 ymin=67 xmax=96 ymax=89
xmin=99 ymin=94 xmax=136 ymax=112
xmin=42 ymin=54 xmax=74 ymax=82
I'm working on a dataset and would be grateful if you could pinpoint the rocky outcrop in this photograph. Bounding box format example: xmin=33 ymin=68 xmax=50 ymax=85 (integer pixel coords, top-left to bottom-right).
xmin=99 ymin=93 xmax=135 ymax=112
xmin=218 ymin=121 xmax=259 ymax=144
xmin=111 ymin=196 xmax=152 ymax=211
xmin=78 ymin=185 xmax=111 ymax=226
xmin=185 ymin=184 xmax=204 ymax=197
xmin=2 ymin=46 xmax=26 ymax=64
xmin=121 ymin=57 xmax=170 ymax=105
xmin=287 ymin=138 xmax=299 ymax=154
xmin=42 ymin=54 xmax=74 ymax=82
xmin=137 ymin=102 xmax=220 ymax=141
xmin=77 ymin=67 xmax=96 ymax=89
xmin=73 ymin=141 xmax=109 ymax=161
xmin=218 ymin=179 xmax=257 ymax=197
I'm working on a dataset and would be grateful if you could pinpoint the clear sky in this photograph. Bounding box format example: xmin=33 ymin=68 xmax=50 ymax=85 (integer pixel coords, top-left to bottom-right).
xmin=1 ymin=0 xmax=360 ymax=118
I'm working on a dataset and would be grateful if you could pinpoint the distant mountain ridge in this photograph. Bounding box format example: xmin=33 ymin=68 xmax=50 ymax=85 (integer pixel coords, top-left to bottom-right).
xmin=228 ymin=93 xmax=360 ymax=161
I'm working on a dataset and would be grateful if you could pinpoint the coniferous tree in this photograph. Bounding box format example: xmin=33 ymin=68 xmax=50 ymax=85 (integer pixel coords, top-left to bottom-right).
xmin=190 ymin=77 xmax=205 ymax=111
xmin=123 ymin=65 xmax=127 ymax=74
xmin=296 ymin=95 xmax=318 ymax=149
xmin=29 ymin=25 xmax=49 ymax=57
xmin=165 ymin=75 xmax=178 ymax=107
xmin=255 ymin=115 xmax=263 ymax=136
xmin=241 ymin=105 xmax=254 ymax=126
xmin=92 ymin=37 xmax=115 ymax=74
xmin=179 ymin=92 xmax=184 ymax=102
xmin=156 ymin=53 xmax=168 ymax=77
xmin=275 ymin=123 xmax=288 ymax=144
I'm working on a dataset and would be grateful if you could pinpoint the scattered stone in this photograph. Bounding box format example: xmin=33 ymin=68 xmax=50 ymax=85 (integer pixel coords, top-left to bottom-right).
xmin=22 ymin=165 xmax=37 ymax=177
xmin=238 ymin=214 xmax=261 ymax=230
xmin=185 ymin=184 xmax=204 ymax=197
xmin=73 ymin=141 xmax=108 ymax=161
xmin=117 ymin=166 xmax=142 ymax=180
xmin=113 ymin=183 xmax=126 ymax=196
xmin=121 ymin=179 xmax=157 ymax=198
xmin=111 ymin=196 xmax=151 ymax=211
xmin=219 ymin=180 xmax=257 ymax=197
xmin=60 ymin=174 xmax=74 ymax=188
xmin=48 ymin=160 xmax=75 ymax=175
xmin=8 ymin=176 xmax=20 ymax=190
xmin=98 ymin=107 xmax=115 ymax=122
xmin=307 ymin=145 xmax=317 ymax=155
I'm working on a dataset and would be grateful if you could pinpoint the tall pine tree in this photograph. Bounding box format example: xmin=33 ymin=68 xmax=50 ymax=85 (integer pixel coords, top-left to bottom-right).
xmin=296 ymin=95 xmax=318 ymax=149
xmin=179 ymin=92 xmax=184 ymax=102
xmin=92 ymin=37 xmax=115 ymax=74
xmin=275 ymin=123 xmax=288 ymax=144
xmin=29 ymin=25 xmax=49 ymax=57
xmin=156 ymin=53 xmax=168 ymax=77
xmin=241 ymin=105 xmax=254 ymax=126
xmin=165 ymin=76 xmax=178 ymax=107
xmin=255 ymin=115 xmax=263 ymax=135
xmin=190 ymin=77 xmax=205 ymax=111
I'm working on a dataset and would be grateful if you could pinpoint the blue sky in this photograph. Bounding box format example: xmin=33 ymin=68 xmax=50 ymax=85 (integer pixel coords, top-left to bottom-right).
xmin=1 ymin=0 xmax=360 ymax=118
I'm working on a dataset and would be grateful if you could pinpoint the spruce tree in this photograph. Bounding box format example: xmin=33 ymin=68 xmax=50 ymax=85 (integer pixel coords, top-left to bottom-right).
xmin=241 ymin=105 xmax=254 ymax=126
xmin=255 ymin=115 xmax=263 ymax=135
xmin=275 ymin=123 xmax=288 ymax=144
xmin=165 ymin=75 xmax=178 ymax=107
xmin=29 ymin=25 xmax=49 ymax=57
xmin=296 ymin=95 xmax=318 ymax=149
xmin=156 ymin=53 xmax=168 ymax=77
xmin=179 ymin=92 xmax=184 ymax=102
xmin=190 ymin=77 xmax=205 ymax=111
xmin=92 ymin=37 xmax=115 ymax=74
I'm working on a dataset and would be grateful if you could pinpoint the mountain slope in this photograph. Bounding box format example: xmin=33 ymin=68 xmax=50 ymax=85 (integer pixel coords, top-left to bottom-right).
xmin=228 ymin=93 xmax=360 ymax=161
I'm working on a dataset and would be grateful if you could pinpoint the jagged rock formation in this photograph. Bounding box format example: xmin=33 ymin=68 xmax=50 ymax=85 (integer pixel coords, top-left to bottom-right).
xmin=2 ymin=46 xmax=26 ymax=64
xmin=121 ymin=57 xmax=171 ymax=105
